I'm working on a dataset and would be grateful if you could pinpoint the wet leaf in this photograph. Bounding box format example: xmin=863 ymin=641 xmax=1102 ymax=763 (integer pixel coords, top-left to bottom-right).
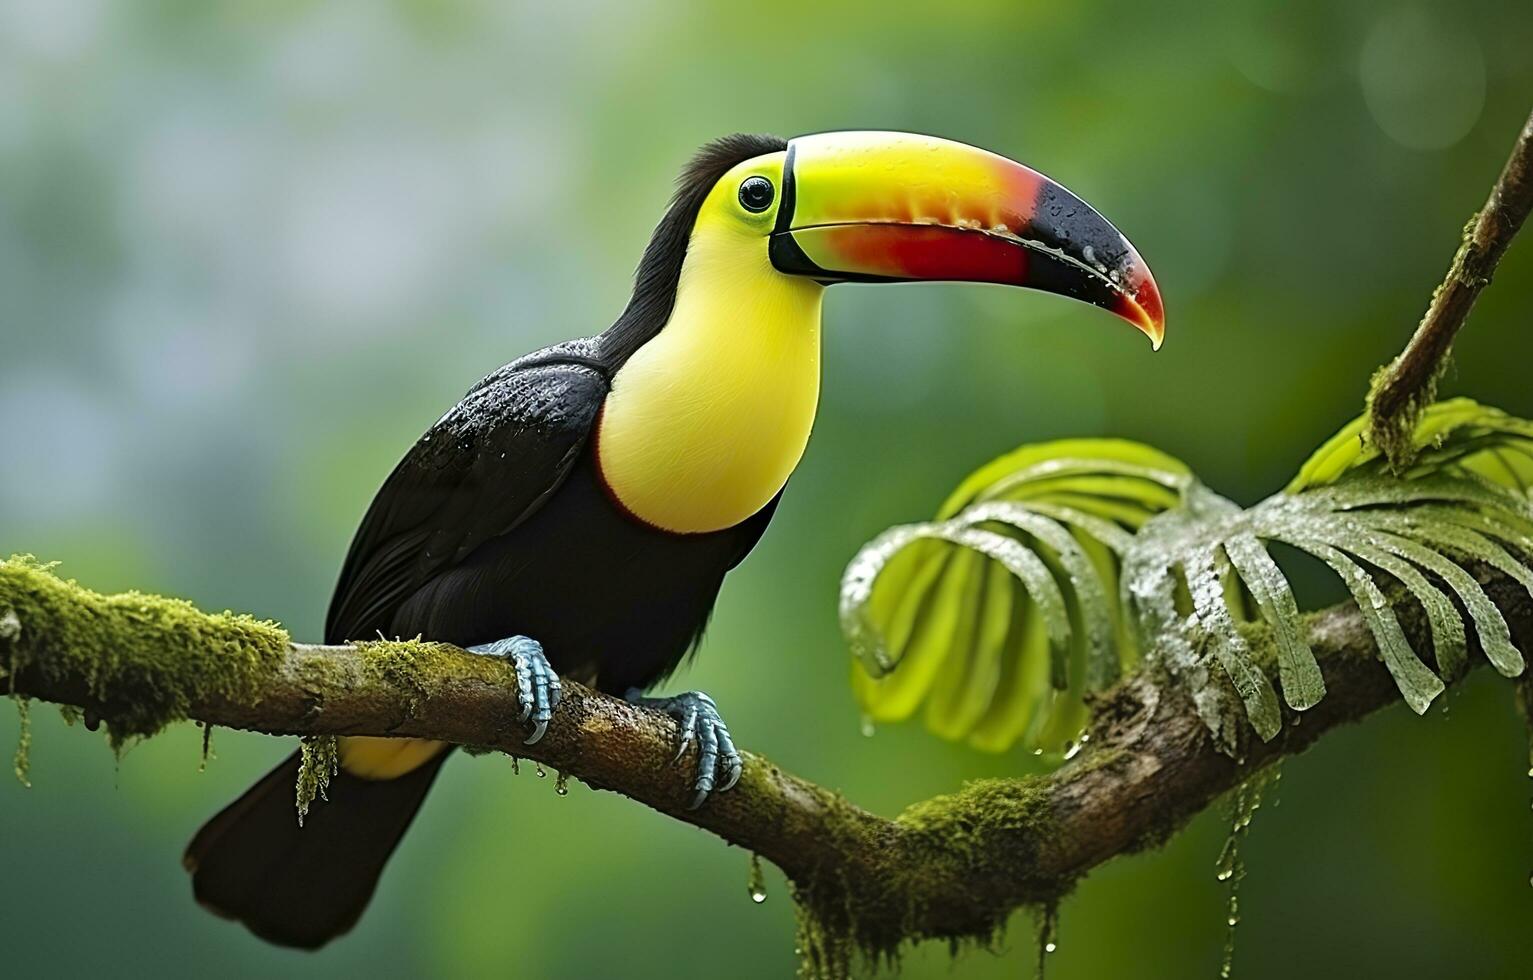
xmin=1224 ymin=533 xmax=1324 ymax=710
xmin=842 ymin=440 xmax=1191 ymax=753
xmin=843 ymin=403 xmax=1533 ymax=756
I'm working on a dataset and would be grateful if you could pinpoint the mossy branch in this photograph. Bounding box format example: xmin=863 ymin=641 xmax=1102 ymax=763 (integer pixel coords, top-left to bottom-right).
xmin=4 ymin=555 xmax=1530 ymax=976
xmin=1366 ymin=106 xmax=1533 ymax=468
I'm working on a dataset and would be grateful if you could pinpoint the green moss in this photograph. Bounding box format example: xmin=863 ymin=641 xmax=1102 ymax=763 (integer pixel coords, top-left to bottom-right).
xmin=790 ymin=776 xmax=1064 ymax=979
xmin=1365 ymin=350 xmax=1448 ymax=474
xmin=0 ymin=555 xmax=290 ymax=754
xmin=199 ymin=721 xmax=214 ymax=772
xmin=897 ymin=776 xmax=1054 ymax=842
xmin=1362 ymin=211 xmax=1483 ymax=474
xmin=13 ymin=695 xmax=31 ymax=787
xmin=354 ymin=636 xmax=500 ymax=712
xmin=293 ymin=652 xmax=348 ymax=693
xmin=794 ymin=897 xmax=855 ymax=980
xmin=295 ymin=734 xmax=338 ymax=824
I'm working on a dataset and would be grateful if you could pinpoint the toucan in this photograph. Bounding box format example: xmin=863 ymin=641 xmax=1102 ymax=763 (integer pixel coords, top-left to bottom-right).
xmin=183 ymin=131 xmax=1164 ymax=949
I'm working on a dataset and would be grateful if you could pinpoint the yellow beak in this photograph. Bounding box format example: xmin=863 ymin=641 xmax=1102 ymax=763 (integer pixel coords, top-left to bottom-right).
xmin=769 ymin=131 xmax=1164 ymax=348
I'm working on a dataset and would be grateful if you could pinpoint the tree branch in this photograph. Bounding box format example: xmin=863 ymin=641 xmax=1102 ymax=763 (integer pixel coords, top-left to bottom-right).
xmin=3 ymin=556 xmax=1529 ymax=975
xmin=1367 ymin=107 xmax=1533 ymax=467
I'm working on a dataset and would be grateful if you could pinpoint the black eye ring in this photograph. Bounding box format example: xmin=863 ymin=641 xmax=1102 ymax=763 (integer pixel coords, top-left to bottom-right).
xmin=738 ymin=176 xmax=775 ymax=213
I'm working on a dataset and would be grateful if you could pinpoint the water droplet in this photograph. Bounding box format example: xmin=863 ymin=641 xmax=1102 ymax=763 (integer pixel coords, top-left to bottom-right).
xmin=747 ymin=853 xmax=767 ymax=904
xmin=1216 ymin=765 xmax=1278 ymax=980
xmin=1034 ymin=901 xmax=1059 ymax=979
xmin=1032 ymin=748 xmax=1044 ymax=757
xmin=859 ymin=715 xmax=875 ymax=738
xmin=555 ymin=771 xmax=569 ymax=796
xmin=1064 ymin=741 xmax=1083 ymax=761
xmin=535 ymin=763 xmax=546 ymax=778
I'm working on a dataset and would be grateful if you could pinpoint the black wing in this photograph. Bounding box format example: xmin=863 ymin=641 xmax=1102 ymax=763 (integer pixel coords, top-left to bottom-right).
xmin=325 ymin=355 xmax=608 ymax=645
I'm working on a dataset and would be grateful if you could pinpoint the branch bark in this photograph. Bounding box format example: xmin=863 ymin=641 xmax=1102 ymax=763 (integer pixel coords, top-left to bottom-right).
xmin=1367 ymin=107 xmax=1533 ymax=467
xmin=3 ymin=558 xmax=1529 ymax=972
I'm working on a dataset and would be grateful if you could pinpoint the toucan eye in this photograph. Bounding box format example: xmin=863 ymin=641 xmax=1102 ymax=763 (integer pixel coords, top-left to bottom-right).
xmin=738 ymin=176 xmax=774 ymax=213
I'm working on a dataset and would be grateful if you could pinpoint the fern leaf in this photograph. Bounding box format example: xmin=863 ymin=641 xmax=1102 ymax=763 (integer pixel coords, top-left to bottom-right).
xmin=841 ymin=440 xmax=1192 ymax=753
xmin=845 ymin=402 xmax=1533 ymax=758
xmin=1283 ymin=539 xmax=1444 ymax=714
xmin=1289 ymin=398 xmax=1533 ymax=493
xmin=1223 ymin=533 xmax=1325 ymax=709
xmin=1184 ymin=546 xmax=1283 ymax=739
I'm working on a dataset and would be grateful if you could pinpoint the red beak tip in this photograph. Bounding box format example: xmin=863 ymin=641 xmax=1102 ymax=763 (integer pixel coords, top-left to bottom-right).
xmin=1131 ymin=281 xmax=1165 ymax=350
xmin=1117 ymin=297 xmax=1164 ymax=350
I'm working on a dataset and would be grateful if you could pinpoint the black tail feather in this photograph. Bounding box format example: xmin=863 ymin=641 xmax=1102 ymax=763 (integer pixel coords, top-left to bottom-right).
xmin=184 ymin=749 xmax=448 ymax=949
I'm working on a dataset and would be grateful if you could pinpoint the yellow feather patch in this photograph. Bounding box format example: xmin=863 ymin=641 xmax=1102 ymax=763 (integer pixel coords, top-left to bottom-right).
xmin=598 ymin=153 xmax=825 ymax=534
xmin=338 ymin=735 xmax=448 ymax=780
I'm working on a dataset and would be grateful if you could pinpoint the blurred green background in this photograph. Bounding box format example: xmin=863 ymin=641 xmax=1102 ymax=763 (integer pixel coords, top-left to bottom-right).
xmin=3 ymin=0 xmax=1533 ymax=976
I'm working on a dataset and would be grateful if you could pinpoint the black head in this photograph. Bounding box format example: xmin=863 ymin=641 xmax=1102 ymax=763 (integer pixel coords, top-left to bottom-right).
xmin=599 ymin=134 xmax=788 ymax=366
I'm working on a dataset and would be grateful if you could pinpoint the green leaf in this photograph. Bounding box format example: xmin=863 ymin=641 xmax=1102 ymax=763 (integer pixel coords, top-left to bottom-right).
xmin=843 ymin=439 xmax=1191 ymax=753
xmin=1224 ymin=533 xmax=1325 ymax=710
xmin=1184 ymin=546 xmax=1282 ymax=739
xmin=1343 ymin=541 xmax=1466 ymax=678
xmin=844 ymin=401 xmax=1533 ymax=758
xmin=1289 ymin=398 xmax=1533 ymax=494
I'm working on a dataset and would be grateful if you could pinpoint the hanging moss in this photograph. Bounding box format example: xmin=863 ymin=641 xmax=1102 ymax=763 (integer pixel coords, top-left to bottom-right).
xmin=12 ymin=696 xmax=32 ymax=787
xmin=295 ymin=734 xmax=339 ymax=824
xmin=794 ymin=897 xmax=855 ymax=980
xmin=199 ymin=721 xmax=215 ymax=772
xmin=786 ymin=775 xmax=1066 ymax=979
xmin=1034 ymin=899 xmax=1059 ymax=978
xmin=0 ymin=555 xmax=290 ymax=753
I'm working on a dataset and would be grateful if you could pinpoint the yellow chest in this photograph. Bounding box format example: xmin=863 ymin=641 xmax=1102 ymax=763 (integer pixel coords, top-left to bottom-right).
xmin=596 ymin=270 xmax=823 ymax=534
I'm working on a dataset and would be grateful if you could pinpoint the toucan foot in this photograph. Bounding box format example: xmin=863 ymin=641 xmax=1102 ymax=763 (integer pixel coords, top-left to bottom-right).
xmin=624 ymin=689 xmax=741 ymax=809
xmin=467 ymin=636 xmax=562 ymax=745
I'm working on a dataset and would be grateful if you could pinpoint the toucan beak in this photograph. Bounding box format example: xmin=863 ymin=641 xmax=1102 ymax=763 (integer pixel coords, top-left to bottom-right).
xmin=769 ymin=131 xmax=1165 ymax=349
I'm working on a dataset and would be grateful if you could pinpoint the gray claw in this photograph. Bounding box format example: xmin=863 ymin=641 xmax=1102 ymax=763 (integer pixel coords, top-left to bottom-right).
xmin=466 ymin=635 xmax=559 ymax=746
xmin=625 ymin=689 xmax=742 ymax=809
xmin=719 ymin=728 xmax=742 ymax=792
xmin=674 ymin=702 xmax=698 ymax=762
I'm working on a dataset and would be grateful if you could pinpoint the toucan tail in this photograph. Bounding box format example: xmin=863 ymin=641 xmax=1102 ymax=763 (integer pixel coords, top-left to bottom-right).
xmin=183 ymin=748 xmax=449 ymax=949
